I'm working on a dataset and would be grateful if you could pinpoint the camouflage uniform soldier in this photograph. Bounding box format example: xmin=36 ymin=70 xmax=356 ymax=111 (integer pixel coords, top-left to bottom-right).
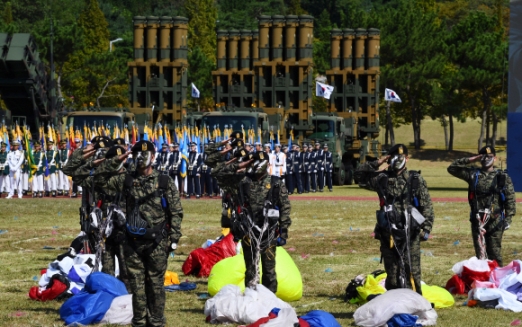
xmin=206 ymin=134 xmax=246 ymax=231
xmin=239 ymin=151 xmax=292 ymax=293
xmin=95 ymin=140 xmax=183 ymax=327
xmin=354 ymin=144 xmax=434 ymax=295
xmin=447 ymin=146 xmax=516 ymax=267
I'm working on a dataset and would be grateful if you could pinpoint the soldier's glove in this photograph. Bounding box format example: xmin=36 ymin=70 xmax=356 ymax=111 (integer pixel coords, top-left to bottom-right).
xmin=421 ymin=230 xmax=430 ymax=241
xmin=279 ymin=228 xmax=289 ymax=240
xmin=276 ymin=237 xmax=286 ymax=246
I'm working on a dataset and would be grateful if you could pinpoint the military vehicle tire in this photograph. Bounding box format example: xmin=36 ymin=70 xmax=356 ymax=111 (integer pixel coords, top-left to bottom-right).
xmin=333 ymin=163 xmax=345 ymax=186
xmin=344 ymin=167 xmax=353 ymax=185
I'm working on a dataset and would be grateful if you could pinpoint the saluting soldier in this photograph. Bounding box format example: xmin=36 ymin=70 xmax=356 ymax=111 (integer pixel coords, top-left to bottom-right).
xmin=31 ymin=141 xmax=46 ymax=198
xmin=239 ymin=151 xmax=292 ymax=294
xmin=57 ymin=140 xmax=70 ymax=196
xmin=0 ymin=142 xmax=11 ymax=197
xmin=94 ymin=140 xmax=183 ymax=327
xmin=355 ymin=144 xmax=434 ymax=295
xmin=186 ymin=142 xmax=202 ymax=199
xmin=323 ymin=143 xmax=333 ymax=192
xmin=447 ymin=146 xmax=516 ymax=267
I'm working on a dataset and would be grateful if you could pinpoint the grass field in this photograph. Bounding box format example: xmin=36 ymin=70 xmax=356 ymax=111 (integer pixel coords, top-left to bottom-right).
xmin=0 ymin=119 xmax=519 ymax=327
xmin=1 ymin=153 xmax=522 ymax=327
xmin=384 ymin=117 xmax=508 ymax=152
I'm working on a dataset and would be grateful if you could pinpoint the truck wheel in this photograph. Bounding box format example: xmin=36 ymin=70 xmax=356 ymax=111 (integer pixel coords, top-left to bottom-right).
xmin=333 ymin=163 xmax=345 ymax=186
xmin=345 ymin=167 xmax=353 ymax=185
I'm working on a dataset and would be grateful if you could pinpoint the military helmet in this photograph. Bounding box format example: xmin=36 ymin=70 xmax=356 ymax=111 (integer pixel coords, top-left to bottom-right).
xmin=387 ymin=144 xmax=408 ymax=156
xmin=113 ymin=138 xmax=125 ymax=146
xmin=106 ymin=145 xmax=126 ymax=159
xmin=131 ymin=140 xmax=156 ymax=153
xmin=479 ymin=146 xmax=495 ymax=156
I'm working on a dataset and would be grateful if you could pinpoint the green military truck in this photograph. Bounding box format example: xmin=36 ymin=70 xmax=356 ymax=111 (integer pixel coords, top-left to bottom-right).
xmin=200 ymin=107 xmax=269 ymax=139
xmin=304 ymin=112 xmax=380 ymax=185
xmin=61 ymin=108 xmax=135 ymax=139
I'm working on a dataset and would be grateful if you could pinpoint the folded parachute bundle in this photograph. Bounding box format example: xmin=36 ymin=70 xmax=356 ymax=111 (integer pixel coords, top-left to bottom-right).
xmin=354 ymin=289 xmax=438 ymax=327
xmin=344 ymin=271 xmax=454 ymax=309
xmin=458 ymin=259 xmax=522 ymax=312
xmin=182 ymin=233 xmax=237 ymax=278
xmin=207 ymin=246 xmax=302 ymax=302
xmin=204 ymin=284 xmax=298 ymax=325
xmin=29 ymin=254 xmax=97 ymax=301
xmin=60 ymin=272 xmax=130 ymax=326
xmin=445 ymin=256 xmax=498 ymax=295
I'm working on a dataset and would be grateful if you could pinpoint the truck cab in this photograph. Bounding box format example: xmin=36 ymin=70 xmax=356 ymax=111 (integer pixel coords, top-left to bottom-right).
xmin=200 ymin=107 xmax=269 ymax=140
xmin=61 ymin=108 xmax=135 ymax=139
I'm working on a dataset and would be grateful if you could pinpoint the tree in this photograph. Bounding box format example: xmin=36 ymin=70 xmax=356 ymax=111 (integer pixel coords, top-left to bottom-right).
xmin=379 ymin=0 xmax=445 ymax=149
xmin=312 ymin=9 xmax=331 ymax=75
xmin=60 ymin=0 xmax=123 ymax=108
xmin=188 ymin=47 xmax=215 ymax=109
xmin=448 ymin=11 xmax=507 ymax=150
xmin=185 ymin=0 xmax=218 ymax=63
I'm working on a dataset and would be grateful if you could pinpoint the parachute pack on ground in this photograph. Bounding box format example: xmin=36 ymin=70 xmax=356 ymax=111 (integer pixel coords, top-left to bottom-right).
xmin=208 ymin=246 xmax=302 ymax=302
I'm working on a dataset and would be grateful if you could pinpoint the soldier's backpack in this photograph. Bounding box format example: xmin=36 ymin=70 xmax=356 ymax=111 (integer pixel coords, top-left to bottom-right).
xmin=124 ymin=173 xmax=170 ymax=243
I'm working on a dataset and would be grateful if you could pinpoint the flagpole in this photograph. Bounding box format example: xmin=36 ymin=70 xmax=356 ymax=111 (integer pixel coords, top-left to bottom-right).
xmin=385 ymin=100 xmax=395 ymax=146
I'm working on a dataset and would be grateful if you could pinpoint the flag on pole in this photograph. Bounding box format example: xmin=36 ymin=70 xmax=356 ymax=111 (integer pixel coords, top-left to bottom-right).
xmin=191 ymin=83 xmax=200 ymax=98
xmin=384 ymin=88 xmax=402 ymax=103
xmin=316 ymin=81 xmax=334 ymax=100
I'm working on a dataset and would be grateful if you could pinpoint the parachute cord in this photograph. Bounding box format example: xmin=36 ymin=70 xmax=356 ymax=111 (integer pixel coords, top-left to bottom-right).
xmin=476 ymin=211 xmax=490 ymax=260
xmin=243 ymin=213 xmax=278 ymax=290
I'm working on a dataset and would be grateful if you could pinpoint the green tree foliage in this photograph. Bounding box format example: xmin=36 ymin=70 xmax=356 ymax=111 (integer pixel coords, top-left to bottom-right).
xmin=379 ymin=0 xmax=445 ymax=149
xmin=448 ymin=10 xmax=507 ymax=150
xmin=60 ymin=0 xmax=127 ymax=108
xmin=188 ymin=47 xmax=215 ymax=108
xmin=185 ymin=0 xmax=218 ymax=63
xmin=312 ymin=9 xmax=331 ymax=74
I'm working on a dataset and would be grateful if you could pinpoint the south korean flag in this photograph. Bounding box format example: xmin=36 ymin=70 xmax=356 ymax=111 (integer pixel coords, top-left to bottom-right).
xmin=384 ymin=88 xmax=402 ymax=103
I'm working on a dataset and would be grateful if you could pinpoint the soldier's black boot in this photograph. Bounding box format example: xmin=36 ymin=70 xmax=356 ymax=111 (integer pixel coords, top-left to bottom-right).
xmin=71 ymin=192 xmax=77 ymax=198
xmin=64 ymin=191 xmax=69 ymax=196
xmin=23 ymin=190 xmax=27 ymax=196
xmin=57 ymin=190 xmax=63 ymax=196
xmin=32 ymin=192 xmax=37 ymax=198
xmin=38 ymin=192 xmax=43 ymax=198
xmin=45 ymin=191 xmax=50 ymax=197
xmin=52 ymin=191 xmax=56 ymax=197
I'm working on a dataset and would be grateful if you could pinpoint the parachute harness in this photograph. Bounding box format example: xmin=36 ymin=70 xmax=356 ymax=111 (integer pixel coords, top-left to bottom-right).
xmin=237 ymin=178 xmax=278 ymax=290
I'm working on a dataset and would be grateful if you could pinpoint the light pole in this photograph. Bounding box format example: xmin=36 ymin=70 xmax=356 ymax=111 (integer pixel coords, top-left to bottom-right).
xmin=109 ymin=38 xmax=123 ymax=52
